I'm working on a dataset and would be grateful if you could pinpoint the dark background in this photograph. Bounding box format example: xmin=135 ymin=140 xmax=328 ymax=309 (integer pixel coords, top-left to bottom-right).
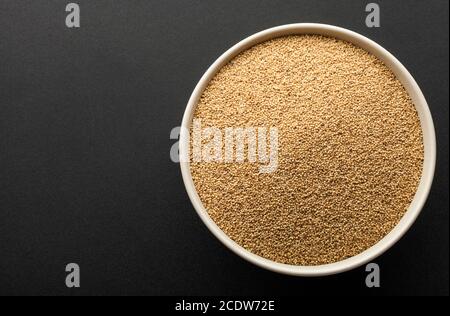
xmin=0 ymin=0 xmax=448 ymax=296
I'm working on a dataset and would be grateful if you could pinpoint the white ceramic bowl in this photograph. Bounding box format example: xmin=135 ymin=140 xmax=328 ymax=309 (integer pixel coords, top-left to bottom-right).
xmin=179 ymin=23 xmax=436 ymax=276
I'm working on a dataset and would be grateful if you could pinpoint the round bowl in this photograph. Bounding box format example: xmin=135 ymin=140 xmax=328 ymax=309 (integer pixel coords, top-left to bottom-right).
xmin=179 ymin=23 xmax=436 ymax=276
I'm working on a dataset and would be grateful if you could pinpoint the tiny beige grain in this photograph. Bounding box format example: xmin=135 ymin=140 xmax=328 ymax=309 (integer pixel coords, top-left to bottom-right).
xmin=190 ymin=35 xmax=424 ymax=266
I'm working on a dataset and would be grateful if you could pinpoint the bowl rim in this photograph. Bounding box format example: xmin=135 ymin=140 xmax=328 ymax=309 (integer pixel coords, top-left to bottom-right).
xmin=179 ymin=23 xmax=436 ymax=276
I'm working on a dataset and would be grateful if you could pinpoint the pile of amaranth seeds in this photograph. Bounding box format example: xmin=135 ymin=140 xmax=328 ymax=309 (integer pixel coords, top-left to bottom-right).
xmin=190 ymin=35 xmax=424 ymax=265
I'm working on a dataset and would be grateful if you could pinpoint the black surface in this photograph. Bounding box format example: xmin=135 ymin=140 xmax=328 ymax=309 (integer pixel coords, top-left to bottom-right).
xmin=0 ymin=0 xmax=448 ymax=296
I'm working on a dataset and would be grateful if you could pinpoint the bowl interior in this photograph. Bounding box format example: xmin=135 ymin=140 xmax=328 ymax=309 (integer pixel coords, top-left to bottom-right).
xmin=179 ymin=23 xmax=436 ymax=276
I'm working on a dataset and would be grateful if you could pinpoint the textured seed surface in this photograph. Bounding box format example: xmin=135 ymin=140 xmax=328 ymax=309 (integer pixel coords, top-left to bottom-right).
xmin=190 ymin=35 xmax=424 ymax=266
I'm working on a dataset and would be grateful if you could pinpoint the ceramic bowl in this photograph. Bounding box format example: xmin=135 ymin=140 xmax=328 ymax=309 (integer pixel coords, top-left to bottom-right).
xmin=179 ymin=23 xmax=436 ymax=276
